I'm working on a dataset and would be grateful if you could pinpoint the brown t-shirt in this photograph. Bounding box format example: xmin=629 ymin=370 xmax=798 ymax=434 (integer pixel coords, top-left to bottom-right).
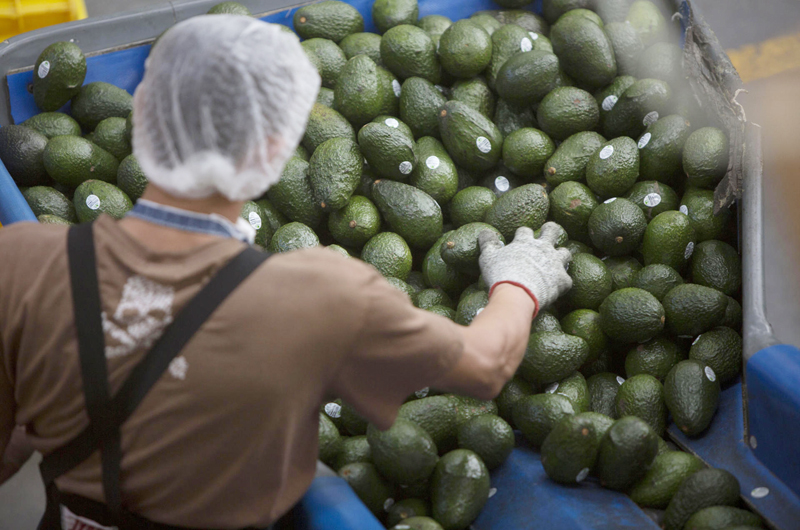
xmin=0 ymin=215 xmax=464 ymax=528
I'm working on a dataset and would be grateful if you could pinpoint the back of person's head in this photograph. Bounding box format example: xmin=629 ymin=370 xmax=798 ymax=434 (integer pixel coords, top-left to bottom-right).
xmin=132 ymin=15 xmax=320 ymax=202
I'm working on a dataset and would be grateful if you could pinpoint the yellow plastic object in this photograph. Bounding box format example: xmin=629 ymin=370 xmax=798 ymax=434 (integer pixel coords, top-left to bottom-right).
xmin=0 ymin=0 xmax=88 ymax=42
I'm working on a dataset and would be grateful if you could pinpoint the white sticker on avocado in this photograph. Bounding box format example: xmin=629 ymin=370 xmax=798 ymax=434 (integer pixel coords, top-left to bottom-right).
xmin=576 ymin=468 xmax=590 ymax=483
xmin=435 ymin=84 xmax=446 ymax=94
xmin=599 ymin=145 xmax=614 ymax=159
xmin=392 ymin=79 xmax=401 ymax=97
xmin=426 ymin=156 xmax=440 ymax=170
xmin=85 ymin=195 xmax=100 ymax=210
xmin=520 ymin=37 xmax=533 ymax=52
xmin=383 ymin=498 xmax=395 ymax=511
xmin=616 ymin=376 xmax=625 ymax=385
xmin=415 ymin=387 xmax=430 ymax=399
xmin=545 ymin=382 xmax=559 ymax=394
xmin=399 ymin=161 xmax=413 ymax=175
xmin=643 ymin=193 xmax=661 ymax=207
xmin=679 ymin=205 xmax=689 ymax=215
xmin=476 ymin=307 xmax=485 ymax=316
xmin=643 ymin=111 xmax=659 ymax=126
xmin=692 ymin=335 xmax=702 ymax=345
xmin=602 ymin=95 xmax=618 ymax=112
xmin=684 ymin=241 xmax=695 ymax=259
xmin=385 ymin=118 xmax=399 ymax=128
xmin=604 ymin=197 xmax=617 ymax=204
xmin=751 ymin=487 xmax=770 ymax=498
xmin=248 ymin=211 xmax=262 ymax=230
xmin=638 ymin=132 xmax=652 ymax=149
xmin=38 ymin=61 xmax=51 ymax=79
xmin=488 ymin=488 xmax=498 ymax=498
xmin=476 ymin=136 xmax=492 ymax=153
xmin=324 ymin=402 xmax=341 ymax=418
xmin=495 ymin=176 xmax=510 ymax=192
xmin=705 ymin=366 xmax=716 ymax=382
xmin=394 ymin=526 xmax=411 ymax=530
xmin=529 ymin=32 xmax=539 ymax=40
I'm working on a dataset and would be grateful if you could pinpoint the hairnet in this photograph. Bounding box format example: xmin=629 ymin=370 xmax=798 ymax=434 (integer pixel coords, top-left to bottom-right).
xmin=132 ymin=15 xmax=321 ymax=201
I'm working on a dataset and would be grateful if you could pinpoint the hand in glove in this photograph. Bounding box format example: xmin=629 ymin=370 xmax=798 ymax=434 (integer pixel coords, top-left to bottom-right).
xmin=478 ymin=222 xmax=573 ymax=315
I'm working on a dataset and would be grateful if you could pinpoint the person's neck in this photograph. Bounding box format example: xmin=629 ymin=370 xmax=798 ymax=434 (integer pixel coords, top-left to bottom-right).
xmin=118 ymin=185 xmax=246 ymax=252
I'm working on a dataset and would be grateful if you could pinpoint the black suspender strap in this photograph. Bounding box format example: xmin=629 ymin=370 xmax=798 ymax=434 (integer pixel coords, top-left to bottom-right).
xmin=41 ymin=222 xmax=270 ymax=521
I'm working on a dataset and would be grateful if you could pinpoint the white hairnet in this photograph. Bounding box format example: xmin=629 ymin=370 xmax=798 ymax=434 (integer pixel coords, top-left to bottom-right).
xmin=132 ymin=15 xmax=320 ymax=201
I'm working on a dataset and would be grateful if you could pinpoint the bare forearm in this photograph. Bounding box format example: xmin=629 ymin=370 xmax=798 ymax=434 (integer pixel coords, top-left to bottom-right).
xmin=434 ymin=284 xmax=535 ymax=399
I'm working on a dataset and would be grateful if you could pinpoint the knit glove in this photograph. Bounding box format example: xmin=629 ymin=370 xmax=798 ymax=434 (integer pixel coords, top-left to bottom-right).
xmin=478 ymin=223 xmax=574 ymax=315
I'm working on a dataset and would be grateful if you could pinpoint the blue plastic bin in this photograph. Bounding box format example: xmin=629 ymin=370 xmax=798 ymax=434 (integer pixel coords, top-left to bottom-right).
xmin=0 ymin=0 xmax=798 ymax=528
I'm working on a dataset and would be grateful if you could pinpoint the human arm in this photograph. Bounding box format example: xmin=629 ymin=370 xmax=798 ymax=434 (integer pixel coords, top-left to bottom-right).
xmin=0 ymin=426 xmax=33 ymax=485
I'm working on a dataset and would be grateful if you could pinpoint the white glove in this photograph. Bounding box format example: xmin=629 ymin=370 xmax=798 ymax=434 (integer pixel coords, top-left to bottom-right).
xmin=479 ymin=223 xmax=573 ymax=313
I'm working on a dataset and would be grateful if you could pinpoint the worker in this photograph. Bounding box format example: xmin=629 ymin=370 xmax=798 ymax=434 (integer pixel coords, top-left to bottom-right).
xmin=0 ymin=15 xmax=572 ymax=530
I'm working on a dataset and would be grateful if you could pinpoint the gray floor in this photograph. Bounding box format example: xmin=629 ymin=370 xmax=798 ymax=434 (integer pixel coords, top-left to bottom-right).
xmin=2 ymin=1 xmax=800 ymax=529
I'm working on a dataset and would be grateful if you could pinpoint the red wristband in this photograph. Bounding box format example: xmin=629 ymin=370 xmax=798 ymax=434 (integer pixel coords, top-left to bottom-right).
xmin=488 ymin=281 xmax=540 ymax=320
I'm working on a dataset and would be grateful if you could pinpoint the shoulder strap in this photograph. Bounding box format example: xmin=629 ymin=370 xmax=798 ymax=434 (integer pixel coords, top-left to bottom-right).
xmin=42 ymin=223 xmax=271 ymax=516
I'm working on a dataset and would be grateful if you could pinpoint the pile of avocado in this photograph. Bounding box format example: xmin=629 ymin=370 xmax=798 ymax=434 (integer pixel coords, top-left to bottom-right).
xmin=0 ymin=0 xmax=759 ymax=528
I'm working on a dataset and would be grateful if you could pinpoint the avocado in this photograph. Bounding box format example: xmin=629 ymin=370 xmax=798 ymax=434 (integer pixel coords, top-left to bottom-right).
xmin=586 ymin=372 xmax=622 ymax=418
xmin=0 ymin=125 xmax=50 ymax=186
xmin=542 ymin=0 xmax=592 ymax=24
xmin=455 ymin=291 xmax=489 ymax=326
xmin=268 ymin=156 xmax=324 ymax=228
xmin=484 ymin=184 xmax=549 ymax=240
xmin=456 ymin=415 xmax=514 ymax=470
xmin=550 ymin=15 xmax=617 ymax=89
xmin=37 ymin=214 xmax=72 ymax=225
xmin=626 ymin=0 xmax=668 ymax=47
xmin=416 ymin=288 xmax=455 ymax=310
xmin=70 ymin=82 xmax=133 ymax=131
xmin=335 ymin=55 xmax=387 ymax=128
xmin=663 ymin=284 xmax=728 ymax=337
xmin=23 ymin=112 xmax=81 ymax=139
xmin=207 ymin=2 xmax=251 ymax=14
xmin=302 ymin=38 xmax=347 ymax=89
xmin=387 ymin=277 xmax=419 ymax=304
xmin=689 ymin=327 xmax=742 ymax=384
xmin=267 ymin=222 xmax=319 ymax=253
xmin=361 ymin=232 xmax=413 ymax=280
xmin=386 ymin=498 xmax=430 ymax=527
xmin=423 ymin=231 xmax=471 ymax=297
xmin=451 ymin=77 xmax=496 ymax=118
xmin=566 ymin=253 xmax=613 ymax=310
xmin=495 ymin=51 xmax=561 ymax=107
xmin=468 ymin=12 xmax=503 ymax=36
xmin=680 ymin=187 xmax=734 ymax=242
xmin=73 ymin=179 xmax=132 ymax=222
xmin=22 ymin=186 xmax=77 ymax=222
xmin=405 ymin=137 xmax=457 ymax=206
xmin=427 ymin=304 xmax=456 ymax=320
xmin=691 ymin=240 xmax=741 ymax=296
xmin=359 ymin=117 xmax=418 ymax=180
xmin=499 ymin=131 xmax=554 ymax=186
xmin=599 ymin=287 xmax=665 ymax=343
xmin=629 ymin=450 xmax=705 ymax=508
xmin=308 ymin=137 xmax=362 ymax=211
xmin=637 ymin=41 xmax=684 ymax=85
xmin=519 ymin=332 xmax=591 ymax=386
xmin=581 ymin=349 xmax=612 ymax=379
xmin=399 ymin=77 xmax=448 ymax=139
xmin=604 ymin=21 xmax=644 ymax=77
xmin=596 ymin=416 xmax=659 ymax=490
xmin=548 ymin=181 xmax=598 ymax=244
xmin=257 ymin=199 xmax=288 ymax=235
xmin=328 ymin=196 xmax=381 ymax=248
xmin=302 ymin=104 xmax=356 ymax=155
xmin=240 ymin=202 xmax=274 ymax=248
xmin=625 ymin=180 xmax=679 ymax=221
xmin=595 ymin=75 xmax=637 ymax=130
xmin=441 ymin=222 xmax=504 ymax=274
xmin=684 ymin=506 xmax=764 ymax=530
xmin=642 ymin=210 xmax=697 ymax=271
xmin=496 ymin=377 xmax=535 ymax=425
xmin=514 ymin=393 xmax=574 ymax=447
xmin=381 ymin=25 xmax=441 ymax=84
xmin=588 ymin=198 xmax=647 ymax=256
xmin=480 ymin=167 xmax=523 ymax=198
xmin=626 ymin=336 xmax=684 ymax=380
xmin=683 ymin=127 xmax=730 ymax=189
xmin=585 ymin=137 xmax=640 ymax=199
xmin=32 ymin=42 xmax=86 ymax=112
xmin=564 ymin=239 xmax=593 ymax=255
xmin=663 ymin=468 xmax=740 ymax=530
xmin=448 ymin=186 xmax=497 ymax=227
xmin=373 ymin=0 xmax=419 ymax=34
xmin=116 ymin=155 xmax=147 ymax=202
xmin=541 ymin=413 xmax=600 ymax=484
xmin=438 ymin=20 xmax=493 ymax=78
xmin=720 ymin=296 xmax=742 ymax=331
xmin=438 ymin=100 xmax=504 ymax=172
xmin=631 ymin=263 xmax=683 ymax=301
xmin=293 ymin=1 xmax=364 ymax=43
xmin=637 ymin=115 xmax=691 ymax=187
xmin=664 ymin=359 xmax=721 ymax=437
xmin=553 ymin=371 xmax=591 ymax=413
xmin=339 ymin=32 xmax=384 ymax=65
xmin=338 ymin=462 xmax=395 ymax=516
xmin=417 ymin=14 xmax=452 ymax=36
xmin=43 ymin=135 xmax=119 ymax=188
xmin=368 ymin=418 xmax=438 ymax=484
xmin=604 ymin=78 xmax=673 ymax=139
xmin=537 ymin=87 xmax=600 ymax=141
xmin=318 ymin=412 xmax=342 ymax=466
xmin=390 ymin=517 xmax=444 ymax=530
xmin=604 ymin=256 xmax=643 ymax=291
xmin=557 ymin=8 xmax=603 ymax=27
xmin=372 ymin=179 xmax=443 ymax=249
xmin=493 ymin=99 xmax=537 ymax=137
xmin=544 ymin=131 xmax=607 ymax=187
xmin=430 ymin=449 xmax=490 ymax=530
xmin=561 ymin=309 xmax=610 ymax=364
xmin=92 ymin=117 xmax=131 ymax=161
xmin=487 ymin=24 xmax=534 ymax=90
xmin=531 ymin=310 xmax=563 ymax=334
xmin=615 ymin=373 xmax=667 ymax=435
